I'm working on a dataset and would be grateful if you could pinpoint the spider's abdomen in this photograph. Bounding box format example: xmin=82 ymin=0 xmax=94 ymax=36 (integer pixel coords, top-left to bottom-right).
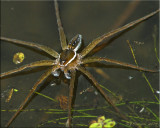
xmin=60 ymin=49 xmax=76 ymax=66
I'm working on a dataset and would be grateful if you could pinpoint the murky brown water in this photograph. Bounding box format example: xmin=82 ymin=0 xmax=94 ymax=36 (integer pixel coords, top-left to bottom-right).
xmin=1 ymin=1 xmax=159 ymax=127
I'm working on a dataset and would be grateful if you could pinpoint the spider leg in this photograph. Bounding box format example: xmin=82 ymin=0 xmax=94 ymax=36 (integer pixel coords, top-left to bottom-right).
xmin=0 ymin=37 xmax=59 ymax=58
xmin=0 ymin=60 xmax=56 ymax=78
xmin=82 ymin=57 xmax=157 ymax=72
xmin=80 ymin=9 xmax=160 ymax=58
xmin=54 ymin=0 xmax=68 ymax=50
xmin=78 ymin=66 xmax=127 ymax=120
xmin=5 ymin=67 xmax=53 ymax=127
xmin=68 ymin=69 xmax=76 ymax=128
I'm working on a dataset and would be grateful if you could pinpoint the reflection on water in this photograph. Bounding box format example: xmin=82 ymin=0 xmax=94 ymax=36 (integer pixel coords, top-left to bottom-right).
xmin=1 ymin=1 xmax=159 ymax=127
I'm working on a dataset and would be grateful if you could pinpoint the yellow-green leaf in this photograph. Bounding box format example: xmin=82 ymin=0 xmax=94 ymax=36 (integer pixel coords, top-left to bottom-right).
xmin=89 ymin=123 xmax=102 ymax=128
xmin=103 ymin=119 xmax=116 ymax=128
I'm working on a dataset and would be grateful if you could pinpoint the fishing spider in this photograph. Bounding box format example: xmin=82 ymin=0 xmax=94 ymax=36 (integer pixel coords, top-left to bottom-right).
xmin=1 ymin=1 xmax=159 ymax=127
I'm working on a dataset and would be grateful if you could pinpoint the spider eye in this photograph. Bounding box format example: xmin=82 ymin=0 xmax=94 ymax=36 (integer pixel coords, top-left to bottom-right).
xmin=68 ymin=34 xmax=82 ymax=52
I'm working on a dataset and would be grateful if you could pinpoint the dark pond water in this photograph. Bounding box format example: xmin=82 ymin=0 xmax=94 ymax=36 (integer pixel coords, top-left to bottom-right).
xmin=1 ymin=1 xmax=159 ymax=127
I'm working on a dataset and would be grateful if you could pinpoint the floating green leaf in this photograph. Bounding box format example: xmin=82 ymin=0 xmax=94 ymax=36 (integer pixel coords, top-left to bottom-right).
xmin=103 ymin=119 xmax=116 ymax=128
xmin=89 ymin=123 xmax=102 ymax=128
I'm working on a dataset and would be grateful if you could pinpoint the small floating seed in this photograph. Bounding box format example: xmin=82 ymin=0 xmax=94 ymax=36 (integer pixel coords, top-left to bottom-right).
xmin=13 ymin=52 xmax=25 ymax=64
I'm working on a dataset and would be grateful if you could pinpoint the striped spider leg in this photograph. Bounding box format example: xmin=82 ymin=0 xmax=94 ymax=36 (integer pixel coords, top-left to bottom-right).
xmin=81 ymin=57 xmax=158 ymax=72
xmin=0 ymin=0 xmax=159 ymax=128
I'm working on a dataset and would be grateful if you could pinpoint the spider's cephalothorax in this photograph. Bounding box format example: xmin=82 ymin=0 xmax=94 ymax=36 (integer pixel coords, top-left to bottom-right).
xmin=53 ymin=34 xmax=82 ymax=79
